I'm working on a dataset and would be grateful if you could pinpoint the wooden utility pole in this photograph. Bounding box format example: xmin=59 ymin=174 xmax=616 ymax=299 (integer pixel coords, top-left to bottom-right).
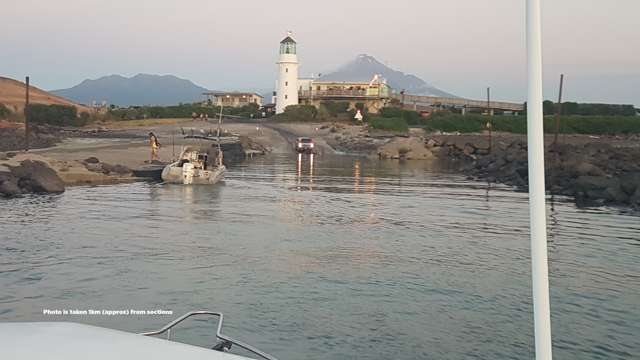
xmin=24 ymin=76 xmax=30 ymax=151
xmin=172 ymin=129 xmax=175 ymax=161
xmin=487 ymin=87 xmax=492 ymax=153
xmin=553 ymin=74 xmax=564 ymax=145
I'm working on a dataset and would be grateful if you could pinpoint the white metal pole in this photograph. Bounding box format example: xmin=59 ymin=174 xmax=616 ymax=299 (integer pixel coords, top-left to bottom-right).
xmin=526 ymin=0 xmax=553 ymax=359
xmin=217 ymin=101 xmax=224 ymax=139
xmin=217 ymin=98 xmax=224 ymax=166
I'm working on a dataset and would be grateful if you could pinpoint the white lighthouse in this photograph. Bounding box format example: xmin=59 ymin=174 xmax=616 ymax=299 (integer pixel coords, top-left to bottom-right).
xmin=275 ymin=33 xmax=299 ymax=114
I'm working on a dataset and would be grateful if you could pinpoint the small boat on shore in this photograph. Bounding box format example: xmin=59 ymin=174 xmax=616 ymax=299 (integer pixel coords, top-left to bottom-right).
xmin=161 ymin=146 xmax=226 ymax=185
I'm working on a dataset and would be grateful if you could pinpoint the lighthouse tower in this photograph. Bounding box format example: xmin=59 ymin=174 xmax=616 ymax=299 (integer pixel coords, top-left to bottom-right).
xmin=276 ymin=33 xmax=299 ymax=114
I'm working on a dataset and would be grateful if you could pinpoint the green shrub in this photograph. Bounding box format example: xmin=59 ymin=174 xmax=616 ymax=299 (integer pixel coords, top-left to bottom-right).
xmin=537 ymin=101 xmax=636 ymax=116
xmin=402 ymin=109 xmax=422 ymax=125
xmin=28 ymin=104 xmax=81 ymax=126
xmin=369 ymin=117 xmax=408 ymax=132
xmin=379 ymin=107 xmax=403 ymax=118
xmin=426 ymin=113 xmax=486 ymax=133
xmin=0 ymin=103 xmax=11 ymax=119
xmin=492 ymin=116 xmax=528 ymax=133
xmin=236 ymin=103 xmax=260 ymax=118
xmin=425 ymin=112 xmax=640 ymax=135
xmin=380 ymin=107 xmax=423 ymax=125
xmin=278 ymin=105 xmax=317 ymax=121
xmin=78 ymin=112 xmax=91 ymax=126
xmin=320 ymin=101 xmax=350 ymax=117
xmin=108 ymin=102 xmax=263 ymax=120
xmin=554 ymin=116 xmax=640 ymax=134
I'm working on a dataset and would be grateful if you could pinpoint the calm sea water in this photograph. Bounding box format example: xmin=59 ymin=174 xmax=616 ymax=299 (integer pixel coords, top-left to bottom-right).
xmin=1 ymin=154 xmax=639 ymax=359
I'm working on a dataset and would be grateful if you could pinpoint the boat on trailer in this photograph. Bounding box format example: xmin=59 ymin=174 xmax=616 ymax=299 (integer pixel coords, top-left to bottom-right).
xmin=162 ymin=146 xmax=226 ymax=185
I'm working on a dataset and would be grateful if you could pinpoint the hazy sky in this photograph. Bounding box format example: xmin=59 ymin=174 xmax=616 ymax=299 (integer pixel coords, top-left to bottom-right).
xmin=2 ymin=0 xmax=639 ymax=105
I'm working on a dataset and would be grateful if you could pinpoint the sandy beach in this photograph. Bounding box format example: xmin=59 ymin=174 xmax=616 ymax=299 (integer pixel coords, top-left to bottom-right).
xmin=23 ymin=119 xmax=288 ymax=168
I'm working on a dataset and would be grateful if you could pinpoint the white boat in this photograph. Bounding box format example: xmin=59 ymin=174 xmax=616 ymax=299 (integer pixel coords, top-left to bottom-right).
xmin=162 ymin=146 xmax=226 ymax=185
xmin=0 ymin=311 xmax=277 ymax=360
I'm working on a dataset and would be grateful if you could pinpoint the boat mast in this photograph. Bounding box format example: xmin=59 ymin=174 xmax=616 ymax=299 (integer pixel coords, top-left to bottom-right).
xmin=526 ymin=0 xmax=553 ymax=359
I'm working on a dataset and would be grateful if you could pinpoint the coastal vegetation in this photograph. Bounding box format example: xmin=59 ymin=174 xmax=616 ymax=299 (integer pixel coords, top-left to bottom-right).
xmin=108 ymin=103 xmax=261 ymax=120
xmin=378 ymin=107 xmax=422 ymax=125
xmin=27 ymin=104 xmax=91 ymax=127
xmin=13 ymin=98 xmax=638 ymax=136
xmin=279 ymin=102 xmax=640 ymax=135
xmin=278 ymin=102 xmax=353 ymax=122
xmin=369 ymin=117 xmax=409 ymax=132
xmin=541 ymin=101 xmax=637 ymax=116
xmin=278 ymin=105 xmax=318 ymax=121
xmin=0 ymin=103 xmax=11 ymax=119
xmin=321 ymin=101 xmax=350 ymax=117
xmin=424 ymin=112 xmax=640 ymax=135
xmin=366 ymin=106 xmax=419 ymax=132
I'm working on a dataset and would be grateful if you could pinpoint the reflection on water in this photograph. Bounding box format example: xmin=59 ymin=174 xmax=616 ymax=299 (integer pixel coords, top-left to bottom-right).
xmin=295 ymin=153 xmax=315 ymax=191
xmin=1 ymin=154 xmax=639 ymax=360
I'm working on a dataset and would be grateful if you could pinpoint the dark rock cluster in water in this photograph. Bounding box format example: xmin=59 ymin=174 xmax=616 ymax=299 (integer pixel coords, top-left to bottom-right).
xmin=82 ymin=157 xmax=132 ymax=176
xmin=433 ymin=139 xmax=640 ymax=208
xmin=0 ymin=158 xmax=65 ymax=197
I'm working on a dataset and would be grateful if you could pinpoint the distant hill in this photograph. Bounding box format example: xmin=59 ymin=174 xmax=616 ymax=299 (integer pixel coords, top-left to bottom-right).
xmin=319 ymin=54 xmax=455 ymax=97
xmin=0 ymin=76 xmax=90 ymax=114
xmin=52 ymin=74 xmax=210 ymax=107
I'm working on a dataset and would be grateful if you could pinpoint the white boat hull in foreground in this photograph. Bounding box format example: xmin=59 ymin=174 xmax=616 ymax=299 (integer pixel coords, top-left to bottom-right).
xmin=0 ymin=322 xmax=249 ymax=360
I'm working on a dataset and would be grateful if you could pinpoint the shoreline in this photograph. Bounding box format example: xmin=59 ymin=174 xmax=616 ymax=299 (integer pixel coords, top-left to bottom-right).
xmin=2 ymin=119 xmax=639 ymax=208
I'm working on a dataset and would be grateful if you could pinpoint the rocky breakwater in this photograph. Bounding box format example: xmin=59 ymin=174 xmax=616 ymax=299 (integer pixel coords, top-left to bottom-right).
xmin=436 ymin=139 xmax=640 ymax=208
xmin=323 ymin=124 xmax=389 ymax=155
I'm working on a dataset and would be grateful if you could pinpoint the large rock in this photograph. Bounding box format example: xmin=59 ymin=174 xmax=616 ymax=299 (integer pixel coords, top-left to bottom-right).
xmin=573 ymin=176 xmax=630 ymax=203
xmin=630 ymin=188 xmax=640 ymax=206
xmin=620 ymin=172 xmax=640 ymax=195
xmin=9 ymin=160 xmax=65 ymax=194
xmin=573 ymin=161 xmax=605 ymax=177
xmin=603 ymin=184 xmax=629 ymax=203
xmin=575 ymin=176 xmax=613 ymax=191
xmin=463 ymin=143 xmax=476 ymax=156
xmin=111 ymin=164 xmax=132 ymax=175
xmin=83 ymin=156 xmax=100 ymax=164
xmin=85 ymin=162 xmax=104 ymax=173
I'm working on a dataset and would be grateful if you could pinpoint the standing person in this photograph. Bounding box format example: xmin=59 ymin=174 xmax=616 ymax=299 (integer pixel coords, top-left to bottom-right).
xmin=149 ymin=132 xmax=161 ymax=162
